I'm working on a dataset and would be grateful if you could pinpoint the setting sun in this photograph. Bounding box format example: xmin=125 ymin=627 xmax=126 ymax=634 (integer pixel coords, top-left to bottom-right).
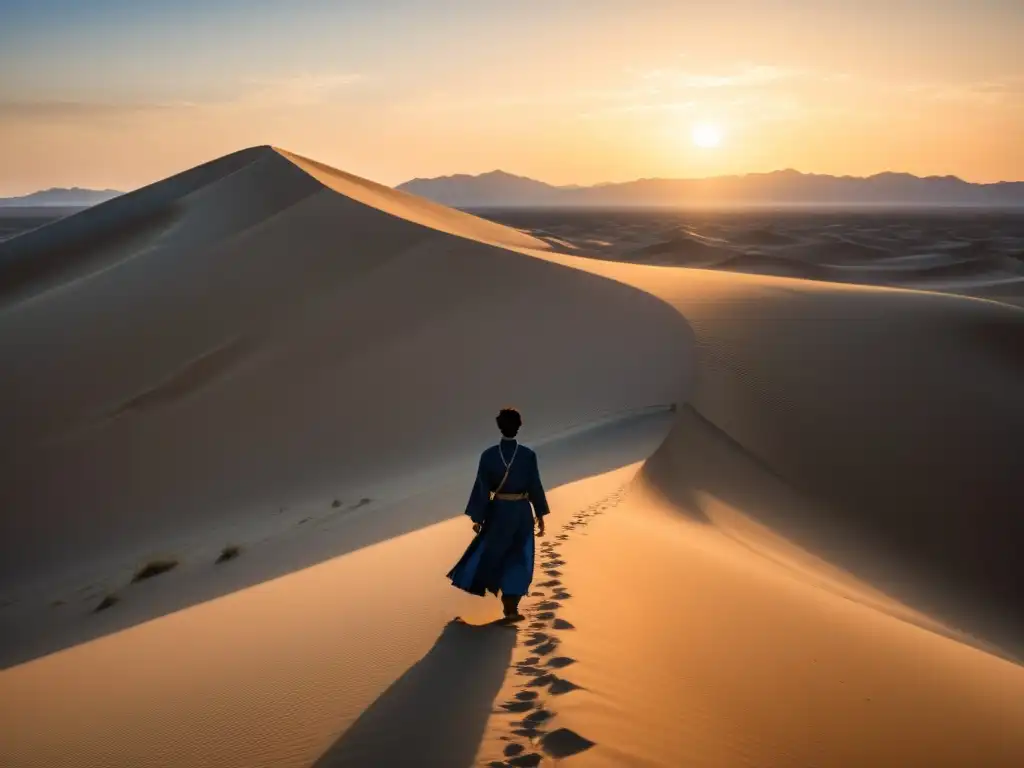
xmin=691 ymin=123 xmax=723 ymax=149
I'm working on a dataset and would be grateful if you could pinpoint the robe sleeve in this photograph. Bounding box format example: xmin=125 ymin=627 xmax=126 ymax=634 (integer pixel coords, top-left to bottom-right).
xmin=528 ymin=451 xmax=550 ymax=518
xmin=465 ymin=452 xmax=490 ymax=524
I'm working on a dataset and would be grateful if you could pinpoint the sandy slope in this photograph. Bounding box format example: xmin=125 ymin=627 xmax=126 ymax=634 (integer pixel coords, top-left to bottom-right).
xmin=501 ymin=466 xmax=1024 ymax=768
xmin=0 ymin=146 xmax=684 ymax=592
xmin=539 ymin=255 xmax=1024 ymax=653
xmin=2 ymin=147 xmax=1023 ymax=767
xmin=0 ymin=416 xmax=672 ymax=768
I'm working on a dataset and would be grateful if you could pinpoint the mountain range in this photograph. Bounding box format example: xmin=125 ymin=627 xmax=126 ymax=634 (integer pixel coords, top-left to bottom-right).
xmin=396 ymin=169 xmax=1024 ymax=208
xmin=5 ymin=170 xmax=1024 ymax=210
xmin=0 ymin=187 xmax=124 ymax=207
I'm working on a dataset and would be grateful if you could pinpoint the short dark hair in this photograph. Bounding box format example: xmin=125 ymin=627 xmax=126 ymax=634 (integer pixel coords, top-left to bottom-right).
xmin=496 ymin=407 xmax=522 ymax=438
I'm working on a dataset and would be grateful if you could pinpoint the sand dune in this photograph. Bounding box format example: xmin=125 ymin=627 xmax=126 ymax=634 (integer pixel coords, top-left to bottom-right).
xmin=0 ymin=146 xmax=684 ymax=592
xmin=627 ymin=231 xmax=734 ymax=267
xmin=538 ymin=243 xmax=1024 ymax=653
xmin=2 ymin=147 xmax=1024 ymax=767
xmin=486 ymin=208 xmax=1024 ymax=305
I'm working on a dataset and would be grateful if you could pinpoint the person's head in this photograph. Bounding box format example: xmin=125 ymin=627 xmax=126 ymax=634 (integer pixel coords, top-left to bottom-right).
xmin=496 ymin=407 xmax=522 ymax=438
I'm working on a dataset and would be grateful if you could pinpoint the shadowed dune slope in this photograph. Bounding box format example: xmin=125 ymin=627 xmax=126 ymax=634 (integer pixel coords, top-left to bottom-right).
xmin=567 ymin=258 xmax=1024 ymax=651
xmin=0 ymin=147 xmax=687 ymax=588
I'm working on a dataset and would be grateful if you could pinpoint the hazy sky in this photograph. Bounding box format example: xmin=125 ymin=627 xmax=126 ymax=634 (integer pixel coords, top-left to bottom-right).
xmin=1 ymin=0 xmax=1022 ymax=194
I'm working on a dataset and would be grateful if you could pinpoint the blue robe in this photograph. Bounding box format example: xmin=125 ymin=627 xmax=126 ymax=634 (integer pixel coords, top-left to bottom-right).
xmin=447 ymin=439 xmax=550 ymax=598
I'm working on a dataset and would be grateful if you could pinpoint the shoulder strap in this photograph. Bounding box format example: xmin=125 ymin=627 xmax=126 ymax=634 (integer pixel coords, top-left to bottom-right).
xmin=489 ymin=443 xmax=518 ymax=500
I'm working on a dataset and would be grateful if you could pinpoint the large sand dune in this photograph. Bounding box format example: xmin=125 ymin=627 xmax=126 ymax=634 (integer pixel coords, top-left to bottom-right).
xmin=1 ymin=147 xmax=1023 ymax=767
xmin=0 ymin=147 xmax=685 ymax=591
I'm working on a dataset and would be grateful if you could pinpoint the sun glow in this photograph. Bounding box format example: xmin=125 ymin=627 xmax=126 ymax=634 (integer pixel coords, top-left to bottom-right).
xmin=691 ymin=123 xmax=723 ymax=149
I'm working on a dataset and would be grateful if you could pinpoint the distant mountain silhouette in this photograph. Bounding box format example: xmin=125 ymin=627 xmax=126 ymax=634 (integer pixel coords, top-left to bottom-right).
xmin=397 ymin=170 xmax=1024 ymax=208
xmin=399 ymin=170 xmax=565 ymax=207
xmin=0 ymin=187 xmax=123 ymax=207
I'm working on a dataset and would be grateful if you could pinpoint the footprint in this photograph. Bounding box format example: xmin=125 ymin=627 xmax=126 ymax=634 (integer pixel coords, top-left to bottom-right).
xmin=541 ymin=728 xmax=596 ymax=758
xmin=534 ymin=640 xmax=559 ymax=656
xmin=526 ymin=673 xmax=556 ymax=688
xmin=555 ymin=534 xmax=569 ymax=541
xmin=504 ymin=743 xmax=525 ymax=757
xmin=508 ymin=752 xmax=543 ymax=766
xmin=549 ymin=677 xmax=582 ymax=695
xmin=551 ymin=618 xmax=575 ymax=630
xmin=515 ymin=691 xmax=539 ymax=701
xmin=515 ymin=665 xmax=545 ymax=678
xmin=547 ymin=656 xmax=576 ymax=669
xmin=529 ymin=591 xmax=545 ymax=597
xmin=544 ymin=570 xmax=562 ymax=577
xmin=522 ymin=656 xmax=540 ymax=665
xmin=523 ymin=709 xmax=554 ymax=725
xmin=536 ymin=601 xmax=560 ymax=611
xmin=502 ymin=700 xmax=536 ymax=713
xmin=535 ymin=611 xmax=556 ymax=620
xmin=524 ymin=632 xmax=550 ymax=647
xmin=538 ymin=580 xmax=561 ymax=588
xmin=528 ymin=621 xmax=547 ymax=630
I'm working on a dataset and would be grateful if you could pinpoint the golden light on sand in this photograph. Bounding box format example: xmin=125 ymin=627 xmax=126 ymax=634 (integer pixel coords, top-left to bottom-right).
xmin=4 ymin=145 xmax=1024 ymax=768
xmin=691 ymin=123 xmax=723 ymax=149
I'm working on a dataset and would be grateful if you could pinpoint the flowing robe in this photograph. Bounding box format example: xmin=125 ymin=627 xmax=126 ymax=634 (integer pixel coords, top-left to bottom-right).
xmin=447 ymin=440 xmax=550 ymax=598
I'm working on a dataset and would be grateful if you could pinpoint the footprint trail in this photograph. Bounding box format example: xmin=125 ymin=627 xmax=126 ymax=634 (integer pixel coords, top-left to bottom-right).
xmin=487 ymin=484 xmax=628 ymax=765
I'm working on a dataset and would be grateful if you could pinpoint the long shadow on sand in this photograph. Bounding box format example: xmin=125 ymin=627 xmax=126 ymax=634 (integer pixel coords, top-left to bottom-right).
xmin=0 ymin=408 xmax=673 ymax=669
xmin=312 ymin=619 xmax=516 ymax=768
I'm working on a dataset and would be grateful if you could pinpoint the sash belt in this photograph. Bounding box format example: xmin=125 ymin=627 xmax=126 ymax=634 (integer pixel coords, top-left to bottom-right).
xmin=490 ymin=492 xmax=530 ymax=501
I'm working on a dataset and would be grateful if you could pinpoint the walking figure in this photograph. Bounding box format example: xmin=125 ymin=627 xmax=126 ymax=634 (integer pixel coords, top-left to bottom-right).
xmin=447 ymin=408 xmax=550 ymax=621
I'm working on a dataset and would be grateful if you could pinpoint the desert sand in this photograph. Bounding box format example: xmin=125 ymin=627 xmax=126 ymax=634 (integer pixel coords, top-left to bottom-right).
xmin=1 ymin=146 xmax=1022 ymax=767
xmin=482 ymin=207 xmax=1024 ymax=307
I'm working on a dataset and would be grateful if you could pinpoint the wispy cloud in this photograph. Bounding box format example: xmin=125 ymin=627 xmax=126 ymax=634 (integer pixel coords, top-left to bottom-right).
xmin=638 ymin=64 xmax=797 ymax=90
xmin=0 ymin=72 xmax=367 ymax=121
xmin=0 ymin=100 xmax=193 ymax=121
xmin=576 ymin=63 xmax=801 ymax=120
xmin=575 ymin=62 xmax=1024 ymax=125
xmin=910 ymin=76 xmax=1024 ymax=106
xmin=578 ymin=100 xmax=698 ymax=120
xmin=233 ymin=73 xmax=365 ymax=107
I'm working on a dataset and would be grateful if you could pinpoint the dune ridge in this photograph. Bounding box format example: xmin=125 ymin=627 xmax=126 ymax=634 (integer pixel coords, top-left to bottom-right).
xmin=2 ymin=147 xmax=1023 ymax=768
xmin=538 ymin=249 xmax=1024 ymax=651
xmin=0 ymin=146 xmax=686 ymax=590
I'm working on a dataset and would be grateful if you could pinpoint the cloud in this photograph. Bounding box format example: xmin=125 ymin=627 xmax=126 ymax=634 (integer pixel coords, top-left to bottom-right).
xmin=835 ymin=74 xmax=1024 ymax=109
xmin=578 ymin=100 xmax=698 ymax=120
xmin=233 ymin=73 xmax=365 ymax=107
xmin=931 ymin=77 xmax=1024 ymax=104
xmin=638 ymin=64 xmax=797 ymax=90
xmin=0 ymin=100 xmax=194 ymax=122
xmin=0 ymin=72 xmax=366 ymax=122
xmin=576 ymin=63 xmax=800 ymax=120
xmin=582 ymin=63 xmax=1024 ymax=126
